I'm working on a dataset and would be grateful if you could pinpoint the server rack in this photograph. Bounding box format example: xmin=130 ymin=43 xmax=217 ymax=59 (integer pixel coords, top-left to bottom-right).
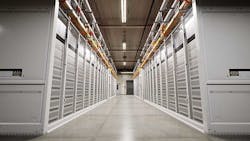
xmin=110 ymin=75 xmax=112 ymax=97
xmin=187 ymin=38 xmax=202 ymax=122
xmin=100 ymin=65 xmax=104 ymax=101
xmin=160 ymin=47 xmax=168 ymax=108
xmin=174 ymin=27 xmax=189 ymax=117
xmin=107 ymin=73 xmax=110 ymax=97
xmin=49 ymin=12 xmax=68 ymax=123
xmin=156 ymin=52 xmax=162 ymax=106
xmin=103 ymin=70 xmax=106 ymax=99
xmin=166 ymin=39 xmax=176 ymax=111
xmin=94 ymin=60 xmax=99 ymax=103
xmin=147 ymin=65 xmax=151 ymax=101
xmin=89 ymin=53 xmax=95 ymax=106
xmin=63 ymin=24 xmax=78 ymax=117
xmin=151 ymin=64 xmax=155 ymax=103
xmin=146 ymin=65 xmax=150 ymax=101
xmin=106 ymin=70 xmax=108 ymax=98
xmin=144 ymin=66 xmax=148 ymax=100
xmin=112 ymin=77 xmax=114 ymax=97
xmin=139 ymin=72 xmax=143 ymax=98
xmin=149 ymin=62 xmax=153 ymax=102
xmin=75 ymin=38 xmax=85 ymax=112
xmin=142 ymin=70 xmax=146 ymax=99
xmin=84 ymin=48 xmax=91 ymax=108
xmin=97 ymin=65 xmax=101 ymax=102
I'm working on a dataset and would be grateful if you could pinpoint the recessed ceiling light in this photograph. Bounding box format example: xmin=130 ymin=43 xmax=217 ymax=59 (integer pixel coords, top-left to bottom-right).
xmin=122 ymin=42 xmax=126 ymax=50
xmin=121 ymin=0 xmax=127 ymax=23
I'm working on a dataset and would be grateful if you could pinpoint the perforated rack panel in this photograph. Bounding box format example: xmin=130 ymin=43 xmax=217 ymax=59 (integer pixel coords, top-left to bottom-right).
xmin=76 ymin=44 xmax=85 ymax=111
xmin=64 ymin=44 xmax=77 ymax=117
xmin=49 ymin=15 xmax=67 ymax=123
xmin=89 ymin=63 xmax=95 ymax=106
xmin=84 ymin=61 xmax=90 ymax=108
xmin=161 ymin=60 xmax=167 ymax=108
xmin=188 ymin=40 xmax=203 ymax=123
xmin=175 ymin=48 xmax=188 ymax=117
xmin=156 ymin=64 xmax=161 ymax=105
xmin=49 ymin=38 xmax=64 ymax=123
xmin=167 ymin=55 xmax=176 ymax=111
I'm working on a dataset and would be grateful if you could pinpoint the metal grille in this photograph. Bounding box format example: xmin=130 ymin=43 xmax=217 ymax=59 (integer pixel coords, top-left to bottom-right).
xmin=145 ymin=69 xmax=149 ymax=100
xmin=84 ymin=61 xmax=90 ymax=108
xmin=89 ymin=64 xmax=95 ymax=106
xmin=102 ymin=71 xmax=104 ymax=100
xmin=150 ymin=69 xmax=154 ymax=102
xmin=156 ymin=64 xmax=161 ymax=105
xmin=94 ymin=67 xmax=98 ymax=104
xmin=76 ymin=51 xmax=84 ymax=111
xmin=176 ymin=48 xmax=188 ymax=117
xmin=63 ymin=46 xmax=76 ymax=117
xmin=110 ymin=76 xmax=113 ymax=97
xmin=188 ymin=40 xmax=203 ymax=123
xmin=49 ymin=39 xmax=64 ymax=123
xmin=153 ymin=67 xmax=157 ymax=104
xmin=167 ymin=55 xmax=176 ymax=111
xmin=112 ymin=78 xmax=114 ymax=96
xmin=161 ymin=60 xmax=167 ymax=108
xmin=98 ymin=69 xmax=101 ymax=102
xmin=147 ymin=69 xmax=150 ymax=101
xmin=100 ymin=71 xmax=104 ymax=101
xmin=104 ymin=73 xmax=108 ymax=99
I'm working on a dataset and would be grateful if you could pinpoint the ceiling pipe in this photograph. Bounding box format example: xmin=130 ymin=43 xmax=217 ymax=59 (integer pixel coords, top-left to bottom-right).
xmin=73 ymin=0 xmax=116 ymax=73
xmin=83 ymin=0 xmax=117 ymax=73
xmin=139 ymin=0 xmax=171 ymax=58
xmin=60 ymin=0 xmax=118 ymax=78
xmin=136 ymin=0 xmax=176 ymax=75
xmin=133 ymin=0 xmax=192 ymax=79
xmin=142 ymin=0 xmax=179 ymax=61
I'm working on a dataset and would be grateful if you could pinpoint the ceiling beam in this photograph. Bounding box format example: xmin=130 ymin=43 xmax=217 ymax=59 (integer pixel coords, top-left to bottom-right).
xmin=99 ymin=25 xmax=152 ymax=29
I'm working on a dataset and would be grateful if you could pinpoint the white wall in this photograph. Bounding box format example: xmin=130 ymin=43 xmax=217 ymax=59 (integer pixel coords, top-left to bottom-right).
xmin=0 ymin=0 xmax=57 ymax=135
xmin=194 ymin=5 xmax=250 ymax=134
xmin=117 ymin=74 xmax=133 ymax=95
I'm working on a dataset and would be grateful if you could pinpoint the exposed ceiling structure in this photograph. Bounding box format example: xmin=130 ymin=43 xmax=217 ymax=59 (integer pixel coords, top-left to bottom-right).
xmin=89 ymin=0 xmax=163 ymax=72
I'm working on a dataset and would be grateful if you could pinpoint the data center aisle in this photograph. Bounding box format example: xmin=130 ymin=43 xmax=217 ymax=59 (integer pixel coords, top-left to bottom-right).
xmin=1 ymin=95 xmax=249 ymax=141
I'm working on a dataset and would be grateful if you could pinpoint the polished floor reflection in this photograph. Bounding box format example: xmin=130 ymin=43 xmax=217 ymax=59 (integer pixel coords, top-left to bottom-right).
xmin=1 ymin=95 xmax=250 ymax=141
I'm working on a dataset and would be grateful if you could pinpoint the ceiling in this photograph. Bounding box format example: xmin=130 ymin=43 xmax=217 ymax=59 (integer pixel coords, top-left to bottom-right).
xmin=89 ymin=0 xmax=163 ymax=72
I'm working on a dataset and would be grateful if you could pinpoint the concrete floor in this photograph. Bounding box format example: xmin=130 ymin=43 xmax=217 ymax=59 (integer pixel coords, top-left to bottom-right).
xmin=1 ymin=95 xmax=250 ymax=141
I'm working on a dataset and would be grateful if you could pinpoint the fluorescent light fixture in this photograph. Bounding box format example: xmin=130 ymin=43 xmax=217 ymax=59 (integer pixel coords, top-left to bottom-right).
xmin=120 ymin=72 xmax=133 ymax=74
xmin=121 ymin=0 xmax=127 ymax=23
xmin=122 ymin=42 xmax=126 ymax=50
xmin=123 ymin=62 xmax=126 ymax=66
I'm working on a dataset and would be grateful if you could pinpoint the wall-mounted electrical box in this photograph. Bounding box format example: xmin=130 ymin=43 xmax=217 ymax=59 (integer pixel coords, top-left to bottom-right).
xmin=229 ymin=69 xmax=250 ymax=79
xmin=0 ymin=69 xmax=22 ymax=78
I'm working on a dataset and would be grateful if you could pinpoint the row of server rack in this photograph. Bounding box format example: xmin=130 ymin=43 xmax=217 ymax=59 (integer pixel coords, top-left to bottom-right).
xmin=134 ymin=12 xmax=203 ymax=124
xmin=0 ymin=0 xmax=117 ymax=135
xmin=134 ymin=1 xmax=250 ymax=135
xmin=49 ymin=10 xmax=117 ymax=123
